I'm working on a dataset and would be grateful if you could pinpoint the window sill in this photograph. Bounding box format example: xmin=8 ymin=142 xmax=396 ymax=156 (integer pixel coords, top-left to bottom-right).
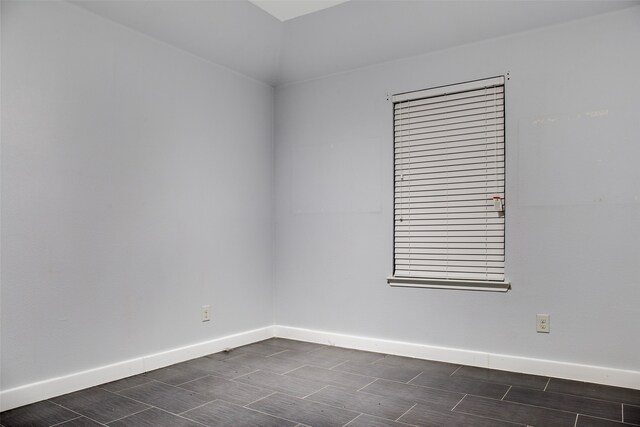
xmin=387 ymin=276 xmax=510 ymax=292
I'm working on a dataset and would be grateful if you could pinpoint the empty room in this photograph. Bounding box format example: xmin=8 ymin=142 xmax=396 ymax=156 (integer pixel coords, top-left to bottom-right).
xmin=1 ymin=0 xmax=639 ymax=425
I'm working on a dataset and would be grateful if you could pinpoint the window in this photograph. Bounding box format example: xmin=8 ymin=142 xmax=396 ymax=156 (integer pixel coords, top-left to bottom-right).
xmin=387 ymin=76 xmax=509 ymax=291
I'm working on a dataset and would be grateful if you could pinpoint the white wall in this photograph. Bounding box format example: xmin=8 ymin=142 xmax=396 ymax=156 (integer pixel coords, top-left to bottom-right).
xmin=1 ymin=1 xmax=274 ymax=391
xmin=274 ymin=7 xmax=640 ymax=372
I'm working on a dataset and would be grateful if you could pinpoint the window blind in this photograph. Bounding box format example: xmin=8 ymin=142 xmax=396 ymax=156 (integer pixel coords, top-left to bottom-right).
xmin=388 ymin=77 xmax=508 ymax=291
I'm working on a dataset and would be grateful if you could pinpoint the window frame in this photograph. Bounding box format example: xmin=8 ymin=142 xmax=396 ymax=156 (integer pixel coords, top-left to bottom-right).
xmin=387 ymin=76 xmax=510 ymax=292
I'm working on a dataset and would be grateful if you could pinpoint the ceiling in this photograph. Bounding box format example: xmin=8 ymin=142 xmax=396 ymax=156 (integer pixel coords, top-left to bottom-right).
xmin=248 ymin=0 xmax=349 ymax=21
xmin=71 ymin=0 xmax=639 ymax=87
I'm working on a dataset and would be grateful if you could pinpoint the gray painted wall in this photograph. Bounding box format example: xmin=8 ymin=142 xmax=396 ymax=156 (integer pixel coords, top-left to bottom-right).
xmin=274 ymin=7 xmax=640 ymax=370
xmin=2 ymin=0 xmax=639 ymax=396
xmin=1 ymin=1 xmax=274 ymax=390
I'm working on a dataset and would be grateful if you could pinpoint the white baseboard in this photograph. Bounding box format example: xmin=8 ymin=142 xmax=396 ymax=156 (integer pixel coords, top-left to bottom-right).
xmin=274 ymin=325 xmax=640 ymax=390
xmin=3 ymin=324 xmax=638 ymax=411
xmin=0 ymin=326 xmax=274 ymax=411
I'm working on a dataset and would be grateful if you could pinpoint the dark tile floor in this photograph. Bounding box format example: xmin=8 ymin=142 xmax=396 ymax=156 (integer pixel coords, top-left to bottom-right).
xmin=2 ymin=338 xmax=639 ymax=426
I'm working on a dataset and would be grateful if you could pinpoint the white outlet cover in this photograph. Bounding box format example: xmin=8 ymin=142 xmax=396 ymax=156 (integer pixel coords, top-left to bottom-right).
xmin=536 ymin=314 xmax=550 ymax=333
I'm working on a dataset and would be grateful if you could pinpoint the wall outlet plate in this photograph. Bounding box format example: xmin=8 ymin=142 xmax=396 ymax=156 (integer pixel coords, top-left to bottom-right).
xmin=536 ymin=314 xmax=549 ymax=333
xmin=202 ymin=305 xmax=211 ymax=322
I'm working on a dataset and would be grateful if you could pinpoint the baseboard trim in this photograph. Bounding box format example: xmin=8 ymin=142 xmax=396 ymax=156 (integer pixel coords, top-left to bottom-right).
xmin=0 ymin=326 xmax=274 ymax=411
xmin=274 ymin=325 xmax=640 ymax=390
xmin=3 ymin=324 xmax=638 ymax=411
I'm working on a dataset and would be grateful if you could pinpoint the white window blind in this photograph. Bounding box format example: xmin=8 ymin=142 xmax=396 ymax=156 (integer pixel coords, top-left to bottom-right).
xmin=388 ymin=77 xmax=509 ymax=291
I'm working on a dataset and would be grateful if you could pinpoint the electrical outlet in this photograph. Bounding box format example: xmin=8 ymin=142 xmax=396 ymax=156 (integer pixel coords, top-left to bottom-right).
xmin=202 ymin=305 xmax=211 ymax=322
xmin=536 ymin=314 xmax=550 ymax=333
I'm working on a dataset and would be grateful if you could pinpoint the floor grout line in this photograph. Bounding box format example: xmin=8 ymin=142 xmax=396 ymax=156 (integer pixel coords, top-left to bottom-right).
xmin=49 ymin=415 xmax=83 ymax=426
xmin=573 ymin=413 xmax=579 ymax=427
xmin=267 ymin=349 xmax=290 ymax=358
xmin=231 ymin=368 xmax=260 ymax=380
xmin=501 ymin=385 xmax=512 ymax=401
xmin=395 ymin=403 xmax=417 ymax=421
xmin=243 ymin=391 xmax=277 ymax=407
xmin=178 ymin=399 xmax=216 ymax=415
xmin=342 ymin=412 xmax=363 ymax=427
xmin=106 ymin=407 xmax=151 ymax=424
xmin=621 ymin=403 xmax=624 ymax=423
xmin=451 ymin=394 xmax=467 ymax=412
xmin=450 ymin=365 xmax=463 ymax=377
xmin=241 ymin=403 xmax=304 ymax=425
xmin=47 ymin=399 xmax=108 ymax=426
xmin=543 ymin=377 xmax=551 ymax=391
xmin=301 ymin=384 xmax=331 ymax=399
xmin=330 ymin=360 xmax=349 ymax=370
xmin=357 ymin=378 xmax=379 ymax=391
xmin=406 ymin=371 xmax=424 ymax=384
xmin=281 ymin=365 xmax=307 ymax=375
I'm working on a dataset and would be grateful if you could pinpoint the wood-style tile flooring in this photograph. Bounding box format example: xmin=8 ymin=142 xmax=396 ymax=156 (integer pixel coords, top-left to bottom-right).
xmin=2 ymin=338 xmax=639 ymax=426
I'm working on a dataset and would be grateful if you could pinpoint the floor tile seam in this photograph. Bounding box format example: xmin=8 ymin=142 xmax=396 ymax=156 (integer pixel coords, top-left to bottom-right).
xmin=222 ymin=360 xmax=307 ymax=376
xmin=96 ymin=378 xmax=154 ymax=394
xmin=455 ymin=411 xmax=535 ymax=426
xmin=268 ymin=354 xmax=348 ymax=370
xmin=351 ymin=383 xmax=423 ymax=404
xmin=363 ymin=376 xmax=486 ymax=401
xmin=280 ymin=364 xmax=311 ymax=376
xmin=341 ymin=412 xmax=363 ymax=427
xmin=49 ymin=415 xmax=86 ymax=427
xmin=111 ymin=405 xmax=210 ymax=426
xmin=301 ymin=384 xmax=331 ymax=399
xmin=104 ymin=406 xmax=154 ymax=424
xmin=267 ymin=388 xmax=325 ymax=401
xmin=231 ymin=369 xmax=261 ymax=380
xmin=113 ymin=385 xmax=216 ymax=418
xmin=418 ymin=370 xmax=535 ymax=391
xmin=226 ymin=374 xmax=293 ymax=395
xmin=545 ymin=378 xmax=640 ymax=403
xmin=232 ymin=366 xmax=336 ymax=390
xmin=458 ymin=379 xmax=550 ymax=391
xmin=231 ymin=381 xmax=326 ymax=402
xmin=493 ymin=395 xmax=626 ymax=424
xmin=502 ymin=385 xmax=513 ymax=401
xmin=305 ymin=391 xmax=417 ymax=421
xmin=173 ymin=374 xmax=221 ymax=391
xmin=266 ymin=349 xmax=292 ymax=358
xmin=242 ymin=391 xmax=278 ymax=407
xmin=330 ymin=360 xmax=350 ymax=370
xmin=284 ymin=365 xmax=382 ymax=387
xmin=169 ymin=410 xmax=211 ymax=427
xmin=577 ymin=412 xmax=640 ymax=426
xmin=448 ymin=365 xmax=464 ymax=377
xmin=331 ymin=366 xmax=418 ymax=384
xmin=369 ymin=356 xmax=387 ymax=365
xmin=409 ymin=402 xmax=539 ymax=427
xmin=243 ymin=400 xmax=322 ymax=426
xmin=573 ymin=413 xmax=579 ymax=427
xmin=395 ymin=402 xmax=417 ymax=422
xmin=453 ymin=396 xmax=583 ymax=421
xmin=507 ymin=387 xmax=631 ymax=409
xmin=178 ymin=398 xmax=219 ymax=416
xmin=248 ymin=390 xmax=364 ymax=418
xmin=47 ymin=398 xmax=110 ymax=426
xmin=173 ymin=373 xmax=212 ymax=387
xmin=302 ymin=388 xmax=413 ymax=420
xmin=451 ymin=394 xmax=467 ymax=411
xmin=356 ymin=377 xmax=379 ymax=392
xmin=114 ymin=377 xmax=207 ymax=399
xmin=406 ymin=371 xmax=425 ymax=385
